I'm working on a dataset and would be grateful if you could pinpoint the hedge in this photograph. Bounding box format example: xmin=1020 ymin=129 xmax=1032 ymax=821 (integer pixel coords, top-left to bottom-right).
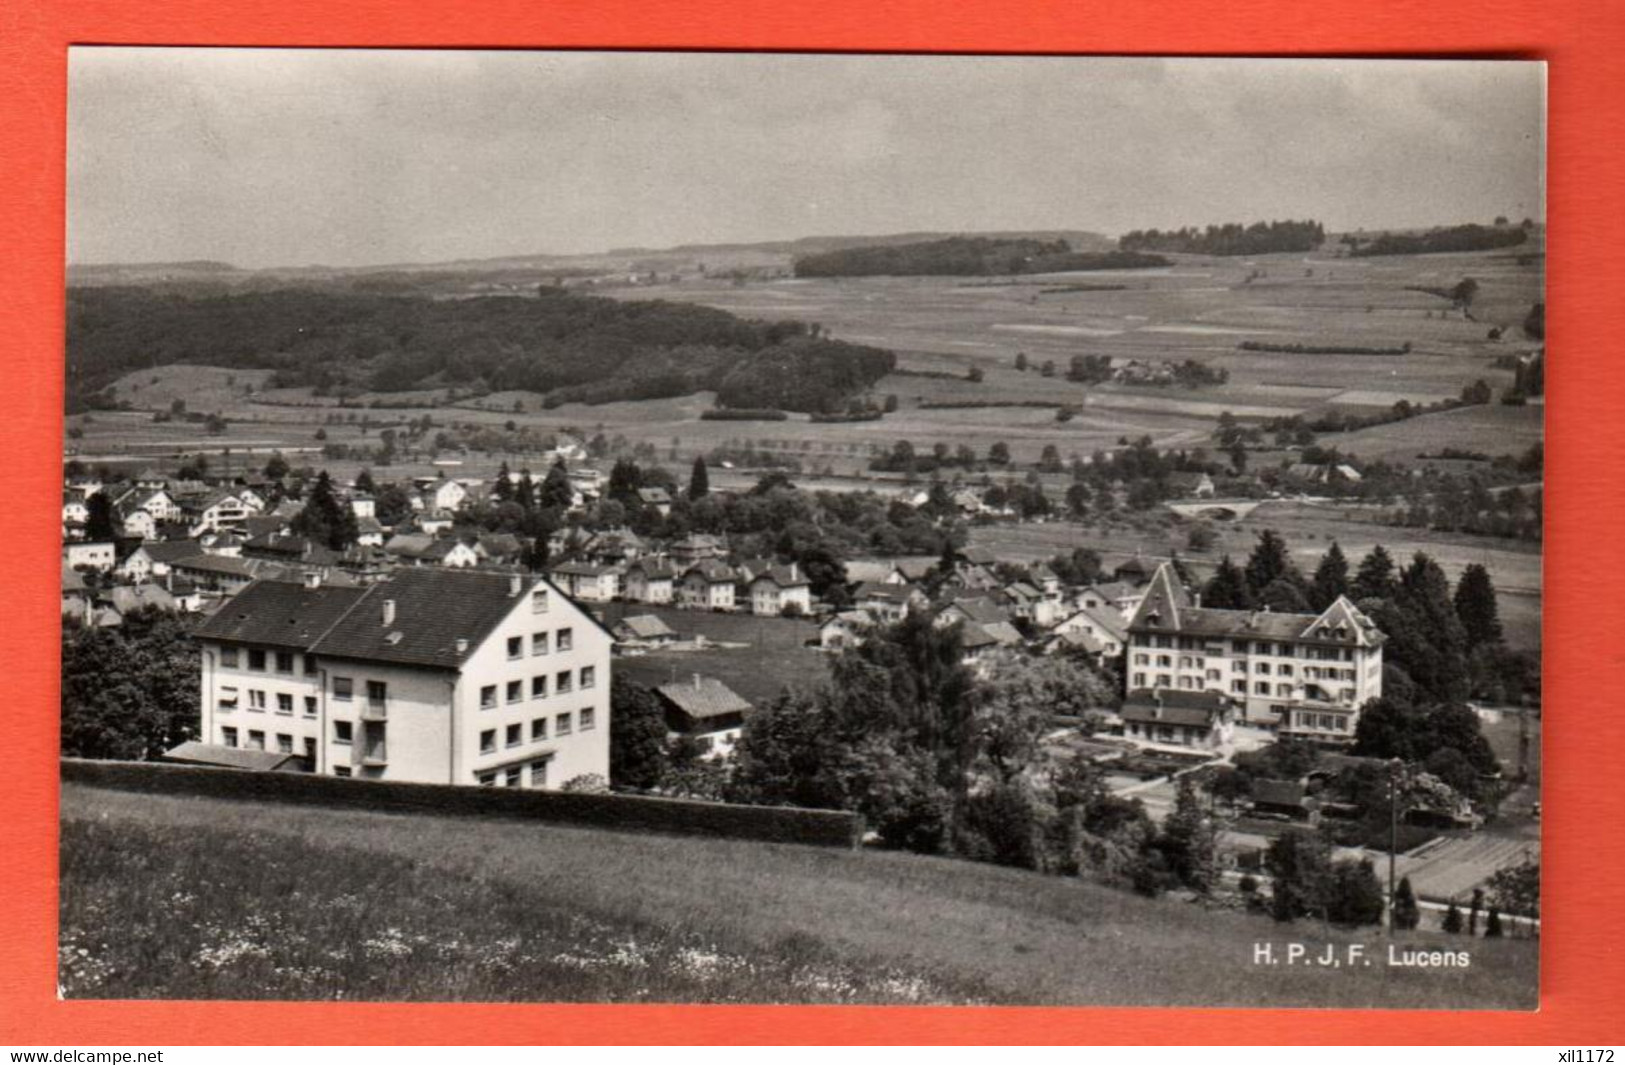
xmin=61 ymin=759 xmax=862 ymax=849
xmin=699 ymin=408 xmax=789 ymax=421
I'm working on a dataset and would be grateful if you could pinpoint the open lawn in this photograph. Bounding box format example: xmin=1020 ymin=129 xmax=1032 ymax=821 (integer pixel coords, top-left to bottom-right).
xmin=60 ymin=783 xmax=1537 ymax=1007
xmin=597 ymin=602 xmax=826 ymax=707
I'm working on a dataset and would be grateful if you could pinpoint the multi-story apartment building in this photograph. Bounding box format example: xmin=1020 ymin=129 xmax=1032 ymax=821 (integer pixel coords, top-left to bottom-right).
xmin=191 ymin=568 xmax=612 ymax=788
xmin=1125 ymin=563 xmax=1384 ymax=743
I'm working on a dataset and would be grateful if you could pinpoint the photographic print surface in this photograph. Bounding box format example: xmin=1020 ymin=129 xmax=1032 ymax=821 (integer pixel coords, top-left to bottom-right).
xmin=61 ymin=50 xmax=1543 ymax=1008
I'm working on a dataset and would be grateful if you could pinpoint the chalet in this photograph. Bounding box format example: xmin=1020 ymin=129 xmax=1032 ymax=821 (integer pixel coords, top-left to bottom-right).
xmin=743 ymin=562 xmax=812 ymax=617
xmin=636 ymin=487 xmax=673 ymax=518
xmin=550 ymin=561 xmax=621 ymax=603
xmin=852 ymin=581 xmax=922 ymax=623
xmin=354 ymin=516 xmax=386 ymax=547
xmin=187 ymin=569 xmax=613 ymax=787
xmin=623 ymin=558 xmax=678 ymax=604
xmin=819 ymin=609 xmax=874 ymax=651
xmin=1119 ymin=689 xmax=1234 ymax=750
xmin=182 ymin=490 xmax=251 ymax=535
xmin=117 ymin=509 xmax=157 ymax=541
xmin=843 ymin=559 xmax=910 ymax=586
xmin=669 ymin=533 xmax=727 ymax=568
xmin=611 ymin=614 xmax=679 ymax=646
xmin=1249 ymin=778 xmax=1320 ymax=822
xmin=655 ymin=675 xmax=752 ymax=760
xmin=678 ymin=560 xmax=737 ymax=611
xmin=383 ymin=534 xmax=479 ymax=569
xmin=1049 ymin=604 xmax=1129 ymax=657
xmin=63 ymin=541 xmax=116 ymax=573
xmin=1076 ymin=581 xmax=1144 ymax=621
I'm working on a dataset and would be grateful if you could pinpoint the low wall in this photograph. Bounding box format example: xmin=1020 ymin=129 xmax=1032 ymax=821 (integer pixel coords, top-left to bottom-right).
xmin=62 ymin=758 xmax=862 ymax=849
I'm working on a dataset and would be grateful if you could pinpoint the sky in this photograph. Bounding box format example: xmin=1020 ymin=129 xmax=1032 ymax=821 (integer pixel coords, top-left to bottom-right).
xmin=67 ymin=50 xmax=1546 ymax=269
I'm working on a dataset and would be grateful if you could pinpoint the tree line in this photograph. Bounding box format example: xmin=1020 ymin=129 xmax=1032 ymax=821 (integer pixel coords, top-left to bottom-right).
xmin=792 ymin=237 xmax=1170 ymax=277
xmin=1119 ymin=220 xmax=1325 ymax=257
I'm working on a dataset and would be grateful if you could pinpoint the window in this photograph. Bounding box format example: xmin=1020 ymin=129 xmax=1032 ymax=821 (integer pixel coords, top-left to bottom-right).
xmin=303 ymin=737 xmax=317 ymax=761
xmin=1256 ymin=662 xmax=1270 ymax=675
xmin=1231 ymin=680 xmax=1245 ymax=693
xmin=1233 ymin=661 xmax=1246 ymax=672
xmin=334 ymin=721 xmax=353 ymax=744
xmin=478 ymin=771 xmax=496 ymax=786
xmin=304 ymin=696 xmax=317 ymax=717
xmin=580 ymin=666 xmax=596 ymax=690
xmin=580 ymin=707 xmax=596 ymax=731
xmin=221 ymin=726 xmax=239 ymax=747
xmin=221 ymin=647 xmax=240 ymax=668
xmin=530 ymin=760 xmax=549 ymax=788
xmin=248 ymin=690 xmax=267 ymax=711
xmin=1133 ymin=673 xmax=1146 ymax=687
xmin=505 ymin=766 xmax=523 ymax=787
xmin=506 ymin=723 xmax=522 ymax=748
xmin=218 ymin=686 xmax=239 ymax=710
xmin=556 ymin=671 xmax=573 ymax=694
xmin=480 ymin=685 xmax=497 ymax=710
xmin=480 ymin=729 xmax=497 ymax=754
xmin=1133 ymin=653 xmax=1149 ymax=666
xmin=532 ymin=632 xmax=549 ymax=656
xmin=531 ymin=588 xmax=549 ymax=614
xmin=333 ymin=677 xmax=354 ymax=702
xmin=1156 ymin=655 xmax=1171 ymax=668
xmin=1279 ymin=664 xmax=1294 ymax=677
xmin=1253 ymin=641 xmax=1269 ymax=655
xmin=507 ymin=636 xmax=523 ymax=660
xmin=506 ymin=680 xmax=523 ymax=704
xmin=531 ymin=675 xmax=547 ymax=699
xmin=366 ymin=680 xmax=387 ymax=705
xmin=334 ymin=766 xmax=352 ymax=778
xmin=1277 ymin=684 xmax=1292 ymax=697
xmin=303 ymin=655 xmax=318 ymax=676
xmin=556 ymin=712 xmax=573 ymax=736
xmin=248 ymin=649 xmax=267 ymax=672
xmin=276 ymin=693 xmax=293 ymax=715
xmin=532 ymin=718 xmax=548 ymax=741
xmin=276 ymin=734 xmax=294 ymax=754
xmin=557 ymin=627 xmax=573 ymax=652
xmin=1156 ymin=674 xmax=1170 ymax=688
xmin=1255 ymin=681 xmax=1269 ymax=695
xmin=247 ymin=730 xmax=266 ymax=751
xmin=275 ymin=651 xmax=294 ymax=674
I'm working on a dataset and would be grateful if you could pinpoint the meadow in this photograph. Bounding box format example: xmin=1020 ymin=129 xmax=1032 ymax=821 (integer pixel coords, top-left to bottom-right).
xmin=60 ymin=783 xmax=1538 ymax=1008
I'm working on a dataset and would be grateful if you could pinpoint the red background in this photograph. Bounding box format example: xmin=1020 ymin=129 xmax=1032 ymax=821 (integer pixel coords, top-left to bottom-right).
xmin=3 ymin=0 xmax=1620 ymax=1044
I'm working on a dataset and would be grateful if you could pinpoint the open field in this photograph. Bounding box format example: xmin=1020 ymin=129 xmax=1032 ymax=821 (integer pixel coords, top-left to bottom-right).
xmin=60 ymin=783 xmax=1537 ymax=1007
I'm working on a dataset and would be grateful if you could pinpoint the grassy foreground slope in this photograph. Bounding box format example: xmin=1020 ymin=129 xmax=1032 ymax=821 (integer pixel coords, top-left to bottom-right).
xmin=60 ymin=784 xmax=1536 ymax=1007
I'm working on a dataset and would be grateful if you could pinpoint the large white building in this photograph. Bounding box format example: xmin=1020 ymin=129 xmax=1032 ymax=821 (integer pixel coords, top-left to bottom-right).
xmin=190 ymin=568 xmax=612 ymax=788
xmin=1125 ymin=563 xmax=1385 ymax=743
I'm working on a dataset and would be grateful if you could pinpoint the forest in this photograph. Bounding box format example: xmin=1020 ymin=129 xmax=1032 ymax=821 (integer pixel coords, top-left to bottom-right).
xmin=791 ymin=237 xmax=1169 ymax=277
xmin=1117 ymin=220 xmax=1325 ymax=256
xmin=1345 ymin=224 xmax=1529 ymax=257
xmin=65 ymin=285 xmax=896 ymax=415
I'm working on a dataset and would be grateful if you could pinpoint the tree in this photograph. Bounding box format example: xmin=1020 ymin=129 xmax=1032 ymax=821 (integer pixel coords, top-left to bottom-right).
xmin=540 ymin=460 xmax=574 ymax=510
xmin=290 ymin=471 xmax=358 ymax=550
xmin=609 ymin=678 xmax=670 ymax=791
xmin=883 ymin=393 xmax=900 ymax=412
xmin=493 ymin=461 xmax=515 ymax=503
xmin=1392 ymin=875 xmax=1421 ymax=931
xmin=1442 ymin=902 xmax=1464 ymax=933
xmin=1158 ymin=776 xmax=1220 ymax=893
xmin=84 ymin=493 xmax=120 ymax=542
xmin=1038 ymin=444 xmax=1062 ymax=472
xmin=61 ymin=610 xmax=199 ymax=760
xmin=1266 ymin=829 xmax=1333 ymax=922
xmin=1487 ymin=856 xmax=1540 ymax=919
xmin=263 ymin=453 xmax=291 ymax=480
xmin=354 ymin=467 xmax=377 ymax=494
xmin=1352 ymin=544 xmax=1397 ymax=602
xmin=1257 ymin=576 xmax=1311 ymax=614
xmin=1309 ymin=541 xmax=1350 ymax=611
xmin=688 ymin=456 xmax=710 ymax=501
xmin=1014 ymin=352 xmax=1028 ymax=372
xmin=1201 ymin=556 xmax=1254 ymax=610
xmin=1244 ymin=529 xmax=1299 ymax=598
xmin=1454 ymin=563 xmax=1503 ymax=650
xmin=1186 ymin=523 xmax=1217 ymax=553
xmin=1450 ymin=277 xmax=1480 ymax=313
xmin=1325 ymin=859 xmax=1385 ymax=926
xmin=1065 ymin=482 xmax=1091 ymax=519
xmin=1485 ymin=906 xmax=1504 ymax=937
xmin=989 ymin=441 xmax=1011 ymax=466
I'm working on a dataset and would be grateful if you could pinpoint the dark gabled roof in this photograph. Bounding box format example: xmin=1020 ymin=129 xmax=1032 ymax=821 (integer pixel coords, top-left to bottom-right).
xmin=942 ymin=598 xmax=1009 ymax=625
xmin=1250 ymin=778 xmax=1310 ymax=807
xmin=163 ymin=741 xmax=304 ymax=772
xmin=552 ymin=560 xmax=614 ymax=578
xmin=1120 ymin=688 xmax=1230 ymax=729
xmin=309 ymin=569 xmax=546 ymax=671
xmin=626 ymin=559 xmax=677 ymax=580
xmin=684 ymin=559 xmax=736 ymax=583
xmin=656 ymin=676 xmax=752 ymax=721
xmin=615 ymin=614 xmax=678 ymax=640
xmin=193 ymin=579 xmax=370 ymax=649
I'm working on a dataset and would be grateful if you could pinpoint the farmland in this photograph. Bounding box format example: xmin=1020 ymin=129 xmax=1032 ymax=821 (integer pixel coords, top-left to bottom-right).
xmin=60 ymin=783 xmax=1538 ymax=1008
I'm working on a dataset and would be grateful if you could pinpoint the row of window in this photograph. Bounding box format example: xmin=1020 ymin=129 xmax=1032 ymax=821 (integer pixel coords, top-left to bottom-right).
xmin=221 ymin=647 xmax=318 ymax=676
xmin=478 ymin=760 xmax=551 ymax=788
xmin=504 ymin=627 xmax=574 ymax=660
xmin=1129 ymin=655 xmax=1360 ymax=682
xmin=478 ymin=709 xmax=595 ymax=755
xmin=1132 ymin=635 xmax=1359 ymax=661
xmin=1292 ymin=711 xmax=1351 ymax=731
xmin=480 ymin=667 xmax=594 ymax=708
xmin=220 ymin=726 xmax=316 ymax=758
xmin=1130 ymin=674 xmax=1359 ymax=703
xmin=219 ymin=688 xmax=317 ymax=715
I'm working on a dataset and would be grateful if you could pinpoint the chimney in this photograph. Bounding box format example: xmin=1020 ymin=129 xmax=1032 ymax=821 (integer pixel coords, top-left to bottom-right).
xmin=509 ymin=573 xmax=523 ymax=598
xmin=455 ymin=637 xmax=469 ymax=654
xmin=382 ymin=599 xmax=396 ymax=627
xmin=693 ymin=672 xmax=702 ymax=690
xmin=304 ymin=571 xmax=321 ymax=589
xmin=1193 ymin=591 xmax=1202 ymax=608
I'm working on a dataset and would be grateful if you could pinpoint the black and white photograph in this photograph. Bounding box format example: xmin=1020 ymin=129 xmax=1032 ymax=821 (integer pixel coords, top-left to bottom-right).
xmin=59 ymin=50 xmax=1543 ymax=1009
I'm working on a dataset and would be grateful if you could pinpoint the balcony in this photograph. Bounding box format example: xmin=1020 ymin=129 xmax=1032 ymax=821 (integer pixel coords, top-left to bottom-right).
xmin=360 ymin=699 xmax=388 ymax=722
xmin=352 ymin=722 xmax=388 ymax=767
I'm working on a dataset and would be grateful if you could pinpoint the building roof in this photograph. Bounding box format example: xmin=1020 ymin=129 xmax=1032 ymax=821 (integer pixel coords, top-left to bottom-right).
xmin=637 ymin=487 xmax=672 ymax=504
xmin=942 ymin=598 xmax=1010 ymax=626
xmin=615 ymin=614 xmax=678 ymax=640
xmin=1120 ymin=688 xmax=1230 ymax=729
xmin=1128 ymin=562 xmax=1384 ymax=647
xmin=844 ymin=560 xmax=902 ymax=585
xmin=551 ymin=560 xmax=616 ymax=578
xmin=855 ymin=581 xmax=913 ymax=602
xmin=193 ymin=579 xmax=371 ymax=650
xmin=656 ymin=675 xmax=753 ymax=721
xmin=748 ymin=563 xmax=808 ymax=589
xmin=163 ymin=741 xmax=304 ymax=772
xmin=1250 ymin=778 xmax=1311 ymax=807
xmin=627 ymin=558 xmax=678 ymax=580
xmin=684 ymin=559 xmax=737 ymax=584
xmin=104 ymin=583 xmax=178 ymax=614
xmin=311 ymin=569 xmax=550 ymax=671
